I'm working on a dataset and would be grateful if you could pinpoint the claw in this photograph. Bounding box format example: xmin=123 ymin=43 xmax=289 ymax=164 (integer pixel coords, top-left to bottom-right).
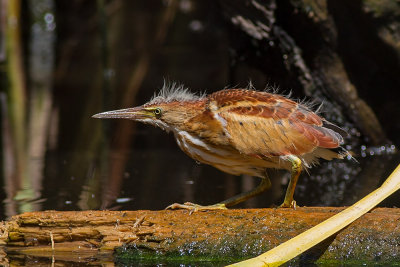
xmin=279 ymin=200 xmax=297 ymax=209
xmin=166 ymin=202 xmax=227 ymax=214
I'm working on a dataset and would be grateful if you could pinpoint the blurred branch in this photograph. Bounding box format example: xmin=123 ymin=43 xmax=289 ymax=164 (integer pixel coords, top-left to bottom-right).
xmin=2 ymin=0 xmax=56 ymax=216
xmin=0 ymin=0 xmax=7 ymax=62
xmin=101 ymin=0 xmax=179 ymax=209
xmin=24 ymin=0 xmax=56 ymax=213
xmin=0 ymin=93 xmax=18 ymax=217
xmin=4 ymin=0 xmax=27 ymax=216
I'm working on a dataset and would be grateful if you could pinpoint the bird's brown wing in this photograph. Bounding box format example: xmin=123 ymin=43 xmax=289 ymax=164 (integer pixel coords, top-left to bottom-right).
xmin=209 ymin=89 xmax=343 ymax=157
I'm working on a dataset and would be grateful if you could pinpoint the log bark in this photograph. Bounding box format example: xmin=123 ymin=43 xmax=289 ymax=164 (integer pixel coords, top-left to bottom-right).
xmin=1 ymin=207 xmax=400 ymax=265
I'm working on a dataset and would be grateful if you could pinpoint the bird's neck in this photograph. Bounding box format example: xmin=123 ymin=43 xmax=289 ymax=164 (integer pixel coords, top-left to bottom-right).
xmin=177 ymin=106 xmax=230 ymax=147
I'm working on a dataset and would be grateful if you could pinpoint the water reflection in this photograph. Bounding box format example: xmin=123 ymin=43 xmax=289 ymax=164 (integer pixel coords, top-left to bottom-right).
xmin=1 ymin=149 xmax=399 ymax=265
xmin=2 ymin=134 xmax=398 ymax=222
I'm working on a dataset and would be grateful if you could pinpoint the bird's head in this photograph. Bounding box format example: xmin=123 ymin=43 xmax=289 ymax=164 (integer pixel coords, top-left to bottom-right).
xmin=93 ymin=85 xmax=206 ymax=132
xmin=92 ymin=101 xmax=204 ymax=132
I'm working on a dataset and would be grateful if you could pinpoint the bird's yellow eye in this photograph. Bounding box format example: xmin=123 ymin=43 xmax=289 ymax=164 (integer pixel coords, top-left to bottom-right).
xmin=154 ymin=108 xmax=162 ymax=116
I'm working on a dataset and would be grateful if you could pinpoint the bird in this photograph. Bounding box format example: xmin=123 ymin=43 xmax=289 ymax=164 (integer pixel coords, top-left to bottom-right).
xmin=93 ymin=84 xmax=348 ymax=211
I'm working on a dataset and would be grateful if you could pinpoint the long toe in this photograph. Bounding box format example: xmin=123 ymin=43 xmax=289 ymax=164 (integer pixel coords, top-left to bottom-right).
xmin=165 ymin=202 xmax=227 ymax=213
xmin=279 ymin=200 xmax=297 ymax=209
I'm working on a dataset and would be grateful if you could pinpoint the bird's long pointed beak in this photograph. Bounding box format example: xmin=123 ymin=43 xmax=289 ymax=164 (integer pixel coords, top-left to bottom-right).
xmin=92 ymin=107 xmax=152 ymax=120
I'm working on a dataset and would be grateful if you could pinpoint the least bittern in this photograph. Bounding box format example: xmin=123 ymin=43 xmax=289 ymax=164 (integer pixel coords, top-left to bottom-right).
xmin=93 ymin=84 xmax=347 ymax=210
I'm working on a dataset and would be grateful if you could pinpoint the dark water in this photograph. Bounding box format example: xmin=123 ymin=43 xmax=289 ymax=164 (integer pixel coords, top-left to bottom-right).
xmin=2 ymin=132 xmax=398 ymax=219
xmin=1 ymin=0 xmax=400 ymax=266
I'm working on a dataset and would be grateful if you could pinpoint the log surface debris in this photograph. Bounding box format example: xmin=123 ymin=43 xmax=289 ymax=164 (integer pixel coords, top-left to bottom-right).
xmin=1 ymin=208 xmax=400 ymax=264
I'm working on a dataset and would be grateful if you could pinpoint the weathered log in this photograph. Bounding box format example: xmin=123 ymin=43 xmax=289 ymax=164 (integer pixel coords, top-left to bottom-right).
xmin=1 ymin=208 xmax=400 ymax=265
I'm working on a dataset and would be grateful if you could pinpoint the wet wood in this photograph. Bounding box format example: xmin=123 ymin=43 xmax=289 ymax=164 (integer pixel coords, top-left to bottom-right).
xmin=1 ymin=207 xmax=400 ymax=264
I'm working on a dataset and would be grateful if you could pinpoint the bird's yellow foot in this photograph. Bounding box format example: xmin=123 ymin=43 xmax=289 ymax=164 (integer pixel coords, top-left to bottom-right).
xmin=165 ymin=202 xmax=227 ymax=214
xmin=279 ymin=200 xmax=297 ymax=209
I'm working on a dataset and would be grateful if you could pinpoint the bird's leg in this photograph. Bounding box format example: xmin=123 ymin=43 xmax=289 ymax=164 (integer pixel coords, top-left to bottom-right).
xmin=280 ymin=155 xmax=302 ymax=208
xmin=219 ymin=176 xmax=271 ymax=207
xmin=165 ymin=202 xmax=227 ymax=214
xmin=166 ymin=176 xmax=271 ymax=212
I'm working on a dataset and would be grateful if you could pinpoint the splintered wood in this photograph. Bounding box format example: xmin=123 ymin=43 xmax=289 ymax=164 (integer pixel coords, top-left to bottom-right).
xmin=2 ymin=208 xmax=400 ymax=263
xmin=5 ymin=210 xmax=154 ymax=252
